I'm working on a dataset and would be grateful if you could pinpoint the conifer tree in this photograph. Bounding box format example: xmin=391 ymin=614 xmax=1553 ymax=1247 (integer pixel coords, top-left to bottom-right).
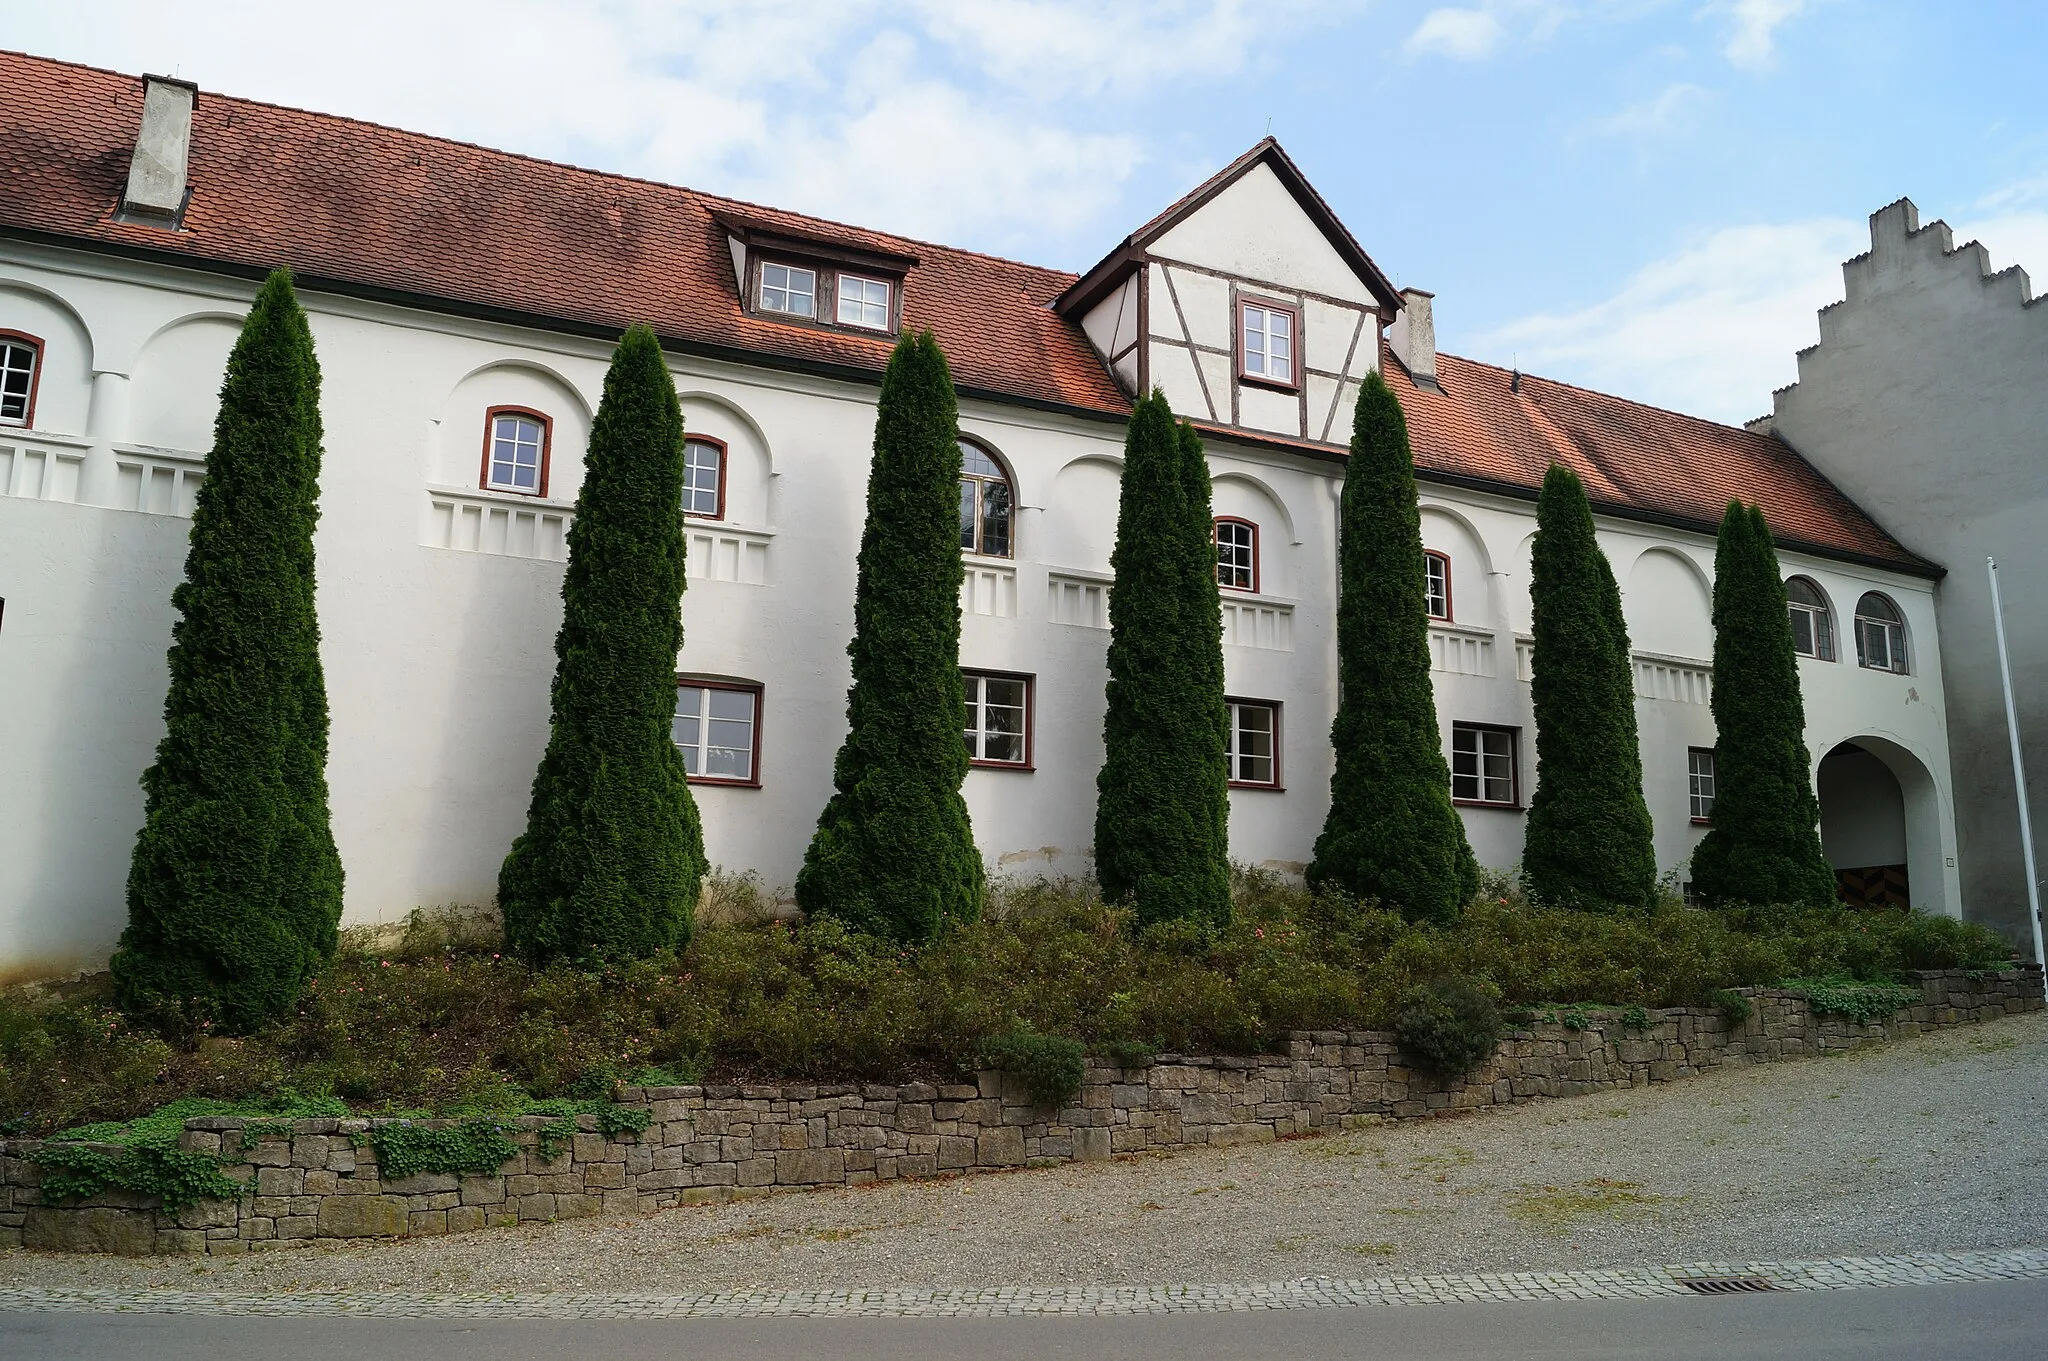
xmin=1094 ymin=392 xmax=1231 ymax=932
xmin=796 ymin=331 xmax=982 ymax=941
xmin=499 ymin=324 xmax=705 ymax=961
xmin=1308 ymin=372 xmax=1478 ymax=921
xmin=113 ymin=269 xmax=343 ymax=1031
xmin=1689 ymin=503 xmax=1838 ymax=906
xmin=1521 ymin=465 xmax=1658 ymax=910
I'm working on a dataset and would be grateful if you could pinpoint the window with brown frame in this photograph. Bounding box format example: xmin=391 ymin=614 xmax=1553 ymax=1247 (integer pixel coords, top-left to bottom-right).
xmin=1853 ymin=592 xmax=1908 ymax=674
xmin=1424 ymin=550 xmax=1452 ymax=621
xmin=480 ymin=408 xmax=551 ymax=497
xmin=1237 ymin=297 xmax=1300 ymax=388
xmin=757 ymin=261 xmax=818 ymax=319
xmin=673 ymin=680 xmax=762 ymax=785
xmin=1785 ymin=576 xmax=1836 ymax=661
xmin=1226 ymin=699 xmax=1281 ymax=788
xmin=1450 ymin=723 xmax=1518 ymax=807
xmin=962 ymin=670 xmax=1031 ymax=768
xmin=0 ymin=331 xmax=43 ymax=428
xmin=683 ymin=437 xmax=726 ymax=519
xmin=748 ymin=253 xmax=903 ymax=335
xmin=1214 ymin=517 xmax=1258 ymax=592
xmin=960 ymin=441 xmax=1014 ymax=558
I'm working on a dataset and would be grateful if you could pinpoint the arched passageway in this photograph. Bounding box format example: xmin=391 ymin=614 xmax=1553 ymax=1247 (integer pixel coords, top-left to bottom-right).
xmin=1817 ymin=737 xmax=1946 ymax=911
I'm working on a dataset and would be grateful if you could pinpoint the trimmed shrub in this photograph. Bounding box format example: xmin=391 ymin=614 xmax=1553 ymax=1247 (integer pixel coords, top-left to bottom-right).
xmin=1095 ymin=392 xmax=1231 ymax=932
xmin=1393 ymin=978 xmax=1502 ymax=1077
xmin=113 ymin=269 xmax=344 ymax=1032
xmin=499 ymin=324 xmax=706 ymax=961
xmin=1689 ymin=503 xmax=1837 ymax=907
xmin=980 ymin=1031 xmax=1086 ymax=1107
xmin=1308 ymin=371 xmax=1480 ymax=922
xmin=1522 ymin=465 xmax=1658 ymax=911
xmin=796 ymin=332 xmax=982 ymax=942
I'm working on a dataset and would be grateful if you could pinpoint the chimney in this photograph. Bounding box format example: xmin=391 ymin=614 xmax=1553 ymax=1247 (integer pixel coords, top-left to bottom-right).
xmin=120 ymin=75 xmax=198 ymax=226
xmin=1389 ymin=288 xmax=1437 ymax=389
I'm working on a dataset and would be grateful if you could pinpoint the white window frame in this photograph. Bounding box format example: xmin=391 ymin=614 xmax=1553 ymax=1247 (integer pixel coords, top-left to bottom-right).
xmin=959 ymin=441 xmax=1014 ymax=558
xmin=963 ymin=670 xmax=1031 ymax=767
xmin=673 ymin=681 xmax=760 ymax=785
xmin=683 ymin=437 xmax=725 ymax=519
xmin=484 ymin=410 xmax=548 ymax=497
xmin=1226 ymin=698 xmax=1280 ymax=788
xmin=0 ymin=334 xmax=39 ymax=428
xmin=1215 ymin=518 xmax=1258 ymax=592
xmin=759 ymin=261 xmax=817 ymax=319
xmin=1786 ymin=577 xmax=1836 ymax=661
xmin=1451 ymin=724 xmax=1517 ymax=806
xmin=1688 ymin=747 xmax=1717 ymax=823
xmin=1854 ymin=594 xmax=1908 ymax=674
xmin=1238 ymin=300 xmax=1297 ymax=386
xmin=837 ymin=273 xmax=892 ymax=330
xmin=1424 ymin=550 xmax=1452 ymax=621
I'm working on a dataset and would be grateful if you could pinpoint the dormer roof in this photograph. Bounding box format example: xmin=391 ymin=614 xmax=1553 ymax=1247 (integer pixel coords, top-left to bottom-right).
xmin=1053 ymin=138 xmax=1403 ymax=319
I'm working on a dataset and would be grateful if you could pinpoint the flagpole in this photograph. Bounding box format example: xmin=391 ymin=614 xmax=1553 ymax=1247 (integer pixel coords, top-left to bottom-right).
xmin=1988 ymin=557 xmax=2044 ymax=969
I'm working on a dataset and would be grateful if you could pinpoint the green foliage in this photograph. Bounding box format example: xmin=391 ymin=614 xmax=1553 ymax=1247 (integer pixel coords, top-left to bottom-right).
xmin=367 ymin=1118 xmax=520 ymax=1181
xmin=1394 ymin=978 xmax=1503 ymax=1076
xmin=1556 ymin=1005 xmax=1591 ymax=1032
xmin=797 ymin=332 xmax=982 ymax=942
xmin=113 ymin=269 xmax=343 ymax=1032
xmin=500 ymin=325 xmax=707 ymax=962
xmin=1522 ymin=466 xmax=1658 ymax=911
xmin=1097 ymin=1039 xmax=1159 ymax=1068
xmin=980 ymin=1031 xmax=1087 ymax=1107
xmin=3 ymin=888 xmax=2019 ymax=1136
xmin=1690 ymin=504 xmax=1837 ymax=906
xmin=1095 ymin=392 xmax=1231 ymax=932
xmin=27 ymin=1138 xmax=246 ymax=1213
xmin=1620 ymin=1004 xmax=1651 ymax=1030
xmin=1790 ymin=978 xmax=1920 ymax=1023
xmin=1711 ymin=989 xmax=1755 ymax=1025
xmin=1309 ymin=371 xmax=1479 ymax=922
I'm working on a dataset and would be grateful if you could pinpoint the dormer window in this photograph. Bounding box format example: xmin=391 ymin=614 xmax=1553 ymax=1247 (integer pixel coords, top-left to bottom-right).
xmin=838 ymin=274 xmax=892 ymax=330
xmin=1238 ymin=298 xmax=1299 ymax=388
xmin=759 ymin=262 xmax=817 ymax=318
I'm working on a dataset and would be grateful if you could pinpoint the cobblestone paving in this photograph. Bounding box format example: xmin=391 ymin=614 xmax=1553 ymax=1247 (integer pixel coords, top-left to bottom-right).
xmin=0 ymin=1248 xmax=2042 ymax=1318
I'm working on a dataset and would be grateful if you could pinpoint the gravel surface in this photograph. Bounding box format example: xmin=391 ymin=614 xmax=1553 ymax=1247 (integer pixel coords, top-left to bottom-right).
xmin=5 ymin=1011 xmax=2043 ymax=1294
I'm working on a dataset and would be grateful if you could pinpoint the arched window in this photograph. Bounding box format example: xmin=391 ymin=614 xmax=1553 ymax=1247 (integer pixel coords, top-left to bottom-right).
xmin=0 ymin=331 xmax=43 ymax=428
xmin=1785 ymin=576 xmax=1835 ymax=661
xmin=1424 ymin=550 xmax=1452 ymax=620
xmin=683 ymin=436 xmax=726 ymax=519
xmin=481 ymin=407 xmax=551 ymax=496
xmin=1854 ymin=592 xmax=1908 ymax=673
xmin=959 ymin=441 xmax=1013 ymax=558
xmin=1214 ymin=517 xmax=1258 ymax=592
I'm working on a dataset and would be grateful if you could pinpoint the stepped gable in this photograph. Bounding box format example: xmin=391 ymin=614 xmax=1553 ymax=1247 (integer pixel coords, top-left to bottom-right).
xmin=0 ymin=49 xmax=1926 ymax=570
xmin=0 ymin=48 xmax=1126 ymax=414
xmin=1383 ymin=345 xmax=1932 ymax=574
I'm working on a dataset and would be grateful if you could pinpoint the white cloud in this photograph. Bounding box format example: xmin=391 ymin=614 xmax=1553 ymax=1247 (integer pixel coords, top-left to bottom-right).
xmin=7 ymin=0 xmax=1321 ymax=253
xmin=1713 ymin=0 xmax=1811 ymax=71
xmin=1475 ymin=219 xmax=1864 ymax=422
xmin=1406 ymin=7 xmax=1506 ymax=60
xmin=1589 ymin=81 xmax=1712 ymax=138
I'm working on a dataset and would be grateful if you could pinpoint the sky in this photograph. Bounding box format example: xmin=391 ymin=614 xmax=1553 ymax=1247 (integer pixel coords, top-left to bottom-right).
xmin=12 ymin=0 xmax=2047 ymax=424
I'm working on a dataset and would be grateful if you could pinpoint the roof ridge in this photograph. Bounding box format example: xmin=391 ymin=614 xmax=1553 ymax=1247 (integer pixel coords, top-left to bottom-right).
xmin=0 ymin=47 xmax=1078 ymax=287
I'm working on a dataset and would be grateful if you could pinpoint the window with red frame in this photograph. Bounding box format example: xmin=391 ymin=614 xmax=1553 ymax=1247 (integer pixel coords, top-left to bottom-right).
xmin=1424 ymin=550 xmax=1452 ymax=620
xmin=683 ymin=437 xmax=725 ymax=519
xmin=1214 ymin=517 xmax=1257 ymax=592
xmin=482 ymin=409 xmax=550 ymax=496
xmin=0 ymin=333 xmax=42 ymax=428
xmin=673 ymin=680 xmax=761 ymax=785
xmin=1226 ymin=699 xmax=1280 ymax=788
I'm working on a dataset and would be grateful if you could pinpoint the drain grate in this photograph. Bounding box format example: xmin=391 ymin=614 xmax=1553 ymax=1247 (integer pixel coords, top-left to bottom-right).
xmin=1677 ymin=1276 xmax=1780 ymax=1295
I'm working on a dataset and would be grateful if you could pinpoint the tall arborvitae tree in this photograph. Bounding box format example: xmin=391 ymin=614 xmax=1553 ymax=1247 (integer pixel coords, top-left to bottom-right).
xmin=499 ymin=324 xmax=705 ymax=961
xmin=1690 ymin=503 xmax=1838 ymax=906
xmin=796 ymin=331 xmax=982 ymax=942
xmin=113 ymin=269 xmax=343 ymax=1031
xmin=1094 ymin=392 xmax=1231 ymax=932
xmin=1522 ymin=464 xmax=1658 ymax=911
xmin=1308 ymin=372 xmax=1479 ymax=922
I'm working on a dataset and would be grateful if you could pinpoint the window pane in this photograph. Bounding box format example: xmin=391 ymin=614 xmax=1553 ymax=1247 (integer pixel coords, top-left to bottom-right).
xmin=1789 ymin=608 xmax=1814 ymax=655
xmin=980 ymin=479 xmax=1012 ymax=557
xmin=1425 ymin=555 xmax=1449 ymax=619
xmin=2 ymin=343 xmax=33 ymax=423
xmin=960 ymin=479 xmax=979 ymax=549
xmin=962 ymin=445 xmax=1002 ymax=478
xmin=708 ymin=689 xmax=754 ymax=721
xmin=984 ymin=731 xmax=1024 ymax=763
xmin=683 ymin=442 xmax=722 ymax=516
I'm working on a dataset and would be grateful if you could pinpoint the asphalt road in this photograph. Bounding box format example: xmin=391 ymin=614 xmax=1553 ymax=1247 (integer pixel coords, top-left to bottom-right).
xmin=6 ymin=1278 xmax=2045 ymax=1361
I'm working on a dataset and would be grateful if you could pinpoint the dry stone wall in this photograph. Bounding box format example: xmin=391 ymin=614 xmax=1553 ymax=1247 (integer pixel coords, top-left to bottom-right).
xmin=4 ymin=968 xmax=2040 ymax=1255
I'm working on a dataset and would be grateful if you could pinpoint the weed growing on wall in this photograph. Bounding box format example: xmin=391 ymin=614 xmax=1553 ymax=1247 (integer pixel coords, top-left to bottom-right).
xmin=1522 ymin=466 xmax=1658 ymax=911
xmin=114 ymin=269 xmax=344 ymax=1032
xmin=500 ymin=324 xmax=706 ymax=962
xmin=796 ymin=332 xmax=982 ymax=942
xmin=1308 ymin=371 xmax=1479 ymax=922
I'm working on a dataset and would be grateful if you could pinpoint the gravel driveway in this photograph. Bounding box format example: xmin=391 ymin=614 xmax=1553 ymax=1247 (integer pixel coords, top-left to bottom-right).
xmin=5 ymin=1011 xmax=2043 ymax=1294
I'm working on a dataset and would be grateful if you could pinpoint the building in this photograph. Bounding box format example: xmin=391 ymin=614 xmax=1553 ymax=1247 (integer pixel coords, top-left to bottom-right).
xmin=1753 ymin=199 xmax=2047 ymax=944
xmin=0 ymin=54 xmax=1961 ymax=980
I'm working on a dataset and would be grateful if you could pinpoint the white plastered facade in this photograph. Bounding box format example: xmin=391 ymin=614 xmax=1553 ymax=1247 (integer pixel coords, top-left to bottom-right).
xmin=0 ymin=178 xmax=1960 ymax=980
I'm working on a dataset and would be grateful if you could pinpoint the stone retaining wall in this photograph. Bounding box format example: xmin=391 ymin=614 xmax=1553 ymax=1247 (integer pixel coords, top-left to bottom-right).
xmin=5 ymin=968 xmax=2039 ymax=1255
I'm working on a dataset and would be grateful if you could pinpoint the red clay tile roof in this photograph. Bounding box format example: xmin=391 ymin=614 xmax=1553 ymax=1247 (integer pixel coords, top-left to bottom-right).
xmin=1383 ymin=347 xmax=1932 ymax=572
xmin=0 ymin=50 xmax=1928 ymax=573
